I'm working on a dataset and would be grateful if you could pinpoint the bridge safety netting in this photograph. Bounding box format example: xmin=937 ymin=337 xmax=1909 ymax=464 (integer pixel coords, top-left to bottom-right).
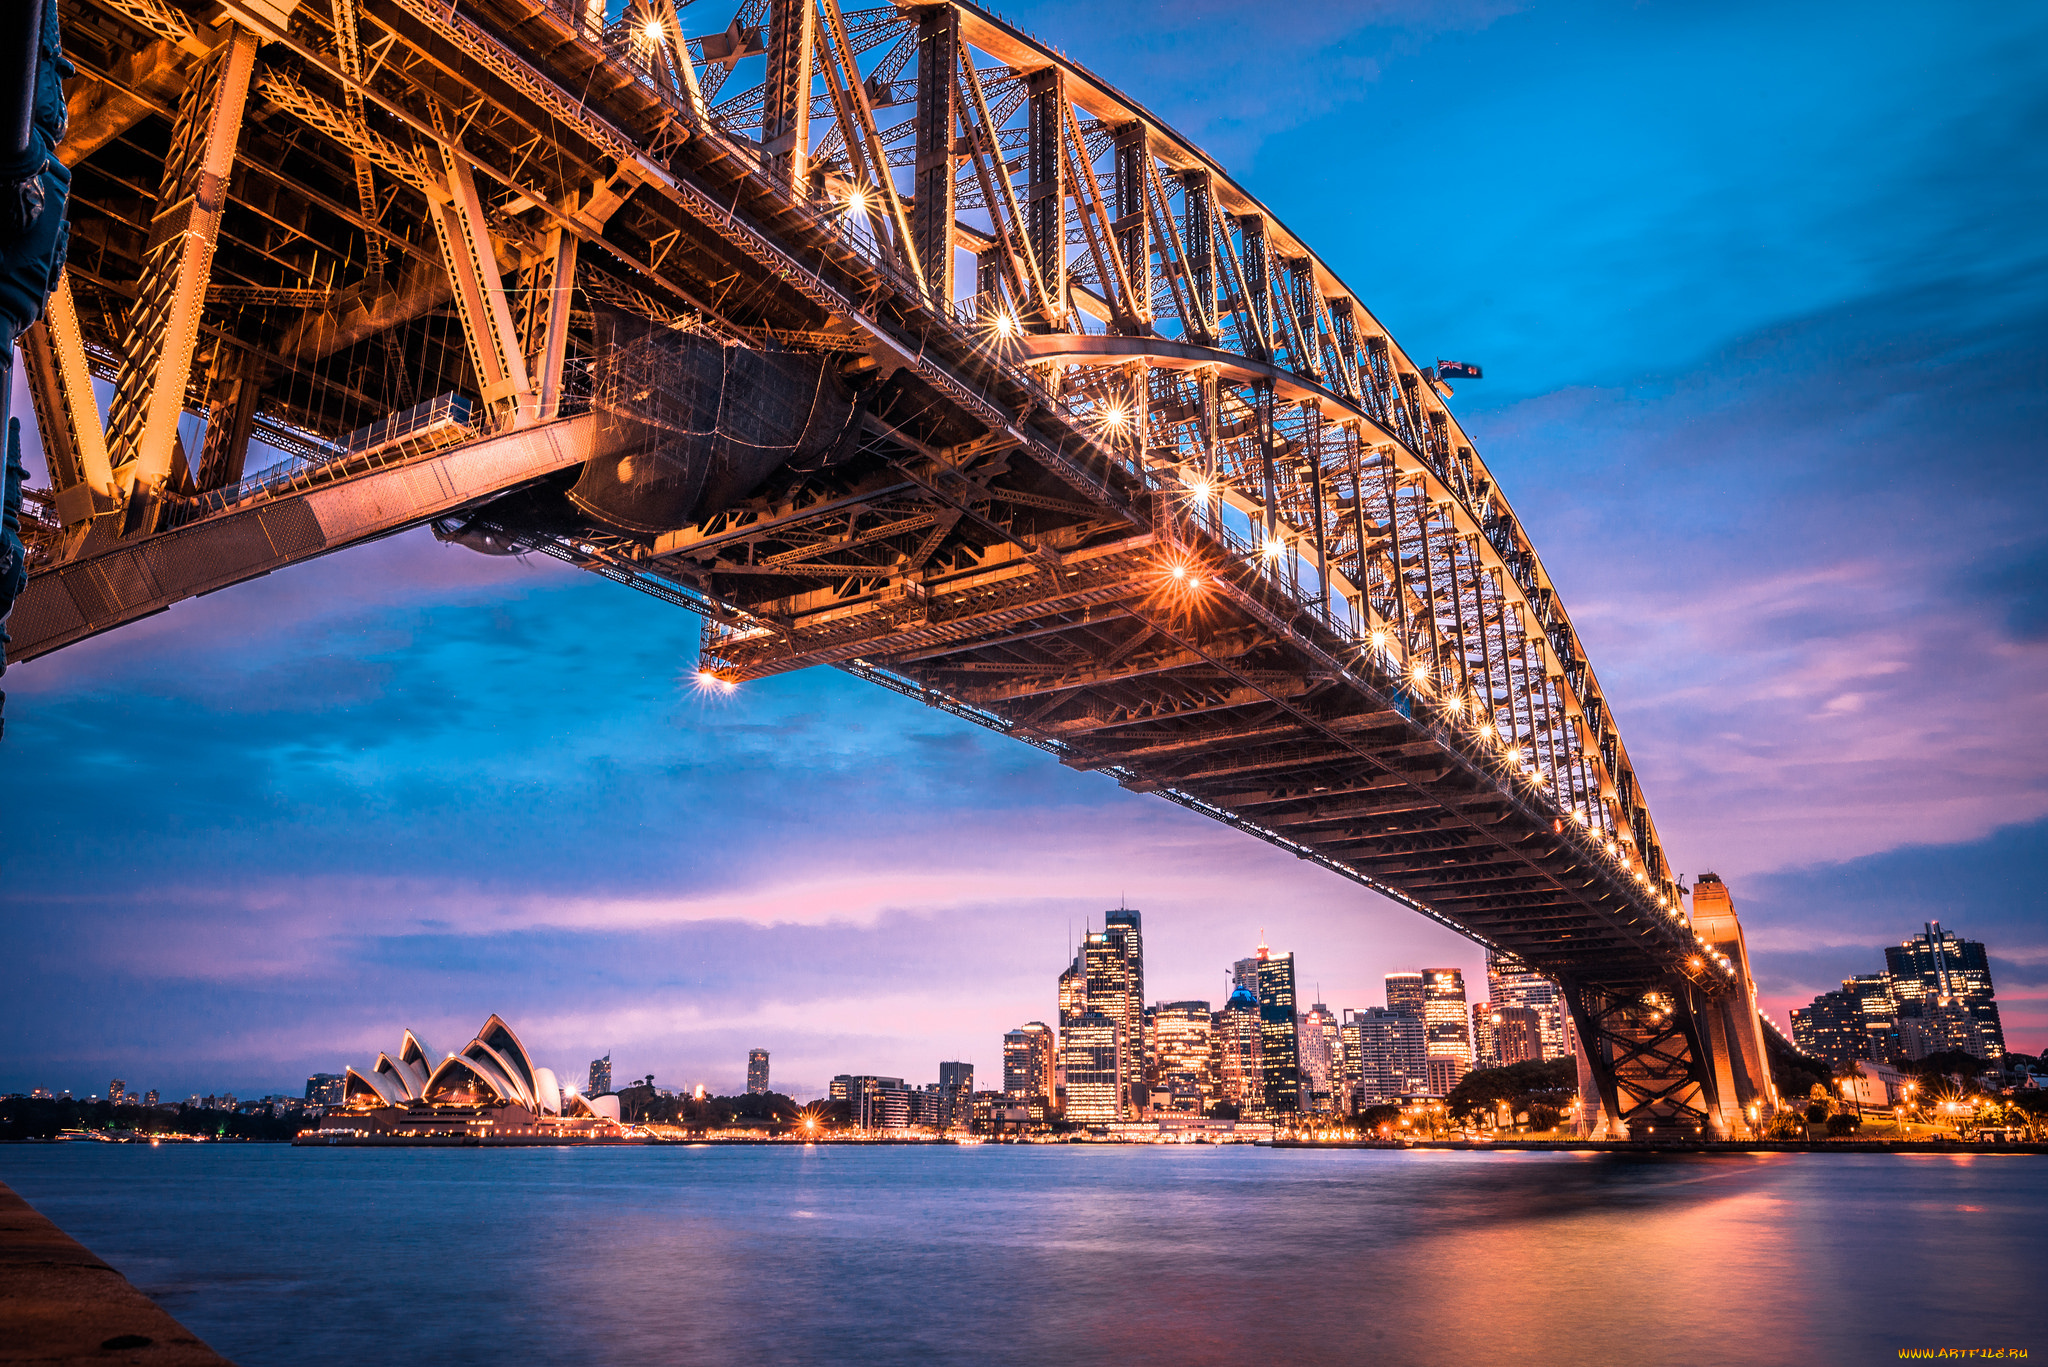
xmin=569 ymin=311 xmax=858 ymax=535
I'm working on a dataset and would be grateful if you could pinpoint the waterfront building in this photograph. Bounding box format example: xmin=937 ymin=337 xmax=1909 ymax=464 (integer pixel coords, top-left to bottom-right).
xmin=1345 ymin=1007 xmax=1427 ymax=1106
xmin=1255 ymin=942 xmax=1301 ymax=1116
xmin=939 ymin=1062 xmax=973 ymax=1130
xmin=588 ymin=1053 xmax=613 ymax=1097
xmin=305 ymin=1073 xmax=344 ymax=1106
xmin=1422 ymin=969 xmax=1472 ymax=1092
xmin=746 ymin=1049 xmax=771 ymax=1095
xmin=1842 ymin=974 xmax=1902 ymax=1062
xmin=1899 ymin=996 xmax=1989 ymax=1061
xmin=1486 ymin=952 xmax=1566 ymax=1060
xmin=143 ymin=1090 xmax=158 ymax=1107
xmin=1790 ymin=989 xmax=1865 ymax=1068
xmin=322 ymin=1013 xmax=623 ymax=1141
xmin=1083 ymin=913 xmax=1146 ymax=1117
xmin=1003 ymin=1022 xmax=1056 ymax=1101
xmin=1299 ymin=1002 xmax=1341 ymax=1113
xmin=1886 ymin=922 xmax=2004 ymax=1059
xmin=1063 ymin=1012 xmax=1121 ymax=1125
xmin=833 ymin=1076 xmax=912 ymax=1129
xmin=1152 ymin=1001 xmax=1215 ymax=1113
xmin=108 ymin=1079 xmax=125 ymax=1105
xmin=1385 ymin=971 xmax=1426 ymax=1017
xmin=1492 ymin=1006 xmax=1544 ymax=1067
xmin=1216 ymin=986 xmax=1263 ymax=1115
xmin=1056 ymin=955 xmax=1087 ymax=1104
xmin=1472 ymin=1004 xmax=1498 ymax=1071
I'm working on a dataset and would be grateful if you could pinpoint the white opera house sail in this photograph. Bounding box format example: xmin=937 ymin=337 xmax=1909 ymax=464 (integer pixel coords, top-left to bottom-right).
xmin=301 ymin=1014 xmax=634 ymax=1147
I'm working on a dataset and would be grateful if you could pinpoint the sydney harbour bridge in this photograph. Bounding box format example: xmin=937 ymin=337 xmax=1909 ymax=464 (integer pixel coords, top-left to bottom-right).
xmin=5 ymin=0 xmax=1790 ymax=1136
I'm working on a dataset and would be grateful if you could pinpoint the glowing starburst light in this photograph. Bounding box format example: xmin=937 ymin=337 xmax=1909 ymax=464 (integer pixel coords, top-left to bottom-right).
xmin=991 ymin=310 xmax=1018 ymax=338
xmin=1098 ymin=403 xmax=1130 ymax=431
xmin=643 ymin=18 xmax=665 ymax=43
xmin=1262 ymin=537 xmax=1286 ymax=560
xmin=844 ymin=186 xmax=870 ymax=216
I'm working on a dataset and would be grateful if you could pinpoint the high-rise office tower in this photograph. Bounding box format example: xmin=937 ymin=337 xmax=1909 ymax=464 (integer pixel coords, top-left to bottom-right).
xmin=304 ymin=1073 xmax=344 ymax=1106
xmin=1233 ymin=956 xmax=1262 ymax=995
xmin=938 ymin=1061 xmax=973 ymax=1130
xmin=1385 ymin=971 xmax=1426 ymax=1017
xmin=1345 ymin=1007 xmax=1427 ymax=1106
xmin=1422 ymin=968 xmax=1472 ymax=1094
xmin=588 ymin=1053 xmax=613 ymax=1096
xmin=1062 ymin=1011 xmax=1121 ymax=1125
xmin=746 ymin=1049 xmax=771 ymax=1095
xmin=1789 ymin=990 xmax=1865 ymax=1067
xmin=1471 ymin=1003 xmax=1499 ymax=1071
xmin=1082 ymin=930 xmax=1134 ymax=1114
xmin=1215 ymin=986 xmax=1263 ymax=1115
xmin=1299 ymin=1002 xmax=1341 ymax=1112
xmin=1485 ymin=952 xmax=1565 ymax=1060
xmin=1152 ymin=1001 xmax=1216 ymax=1113
xmin=1103 ymin=908 xmax=1146 ymax=1115
xmin=1885 ymin=922 xmax=2004 ymax=1058
xmin=1841 ymin=974 xmax=1901 ymax=1061
xmin=1057 ymin=954 xmax=1086 ymax=1103
xmin=1255 ymin=942 xmax=1301 ymax=1116
xmin=1004 ymin=1022 xmax=1056 ymax=1100
xmin=1492 ymin=1006 xmax=1543 ymax=1066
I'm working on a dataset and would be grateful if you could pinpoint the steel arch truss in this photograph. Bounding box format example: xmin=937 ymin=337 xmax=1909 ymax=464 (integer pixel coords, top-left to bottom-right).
xmin=15 ymin=0 xmax=1748 ymax=1057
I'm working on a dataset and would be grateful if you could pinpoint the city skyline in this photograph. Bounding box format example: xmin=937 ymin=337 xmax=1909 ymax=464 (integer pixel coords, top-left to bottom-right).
xmin=3 ymin=0 xmax=2043 ymax=1099
xmin=9 ymin=907 xmax=2032 ymax=1102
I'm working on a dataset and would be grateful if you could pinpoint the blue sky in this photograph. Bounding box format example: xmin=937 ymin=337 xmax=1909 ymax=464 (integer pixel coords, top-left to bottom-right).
xmin=4 ymin=0 xmax=2043 ymax=1098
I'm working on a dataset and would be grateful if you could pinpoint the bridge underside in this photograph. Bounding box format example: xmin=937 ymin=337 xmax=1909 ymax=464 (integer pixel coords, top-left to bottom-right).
xmin=8 ymin=0 xmax=1783 ymax=1134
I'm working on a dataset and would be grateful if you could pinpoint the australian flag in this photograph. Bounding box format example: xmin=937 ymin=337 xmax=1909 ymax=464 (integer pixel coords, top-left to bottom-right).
xmin=1435 ymin=359 xmax=1483 ymax=380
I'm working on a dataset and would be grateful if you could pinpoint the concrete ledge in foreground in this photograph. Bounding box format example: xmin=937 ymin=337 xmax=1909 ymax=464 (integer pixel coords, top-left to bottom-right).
xmin=0 ymin=1180 xmax=231 ymax=1366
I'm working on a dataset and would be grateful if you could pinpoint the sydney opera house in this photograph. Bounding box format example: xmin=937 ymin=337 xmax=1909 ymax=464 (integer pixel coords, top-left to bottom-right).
xmin=300 ymin=1014 xmax=636 ymax=1146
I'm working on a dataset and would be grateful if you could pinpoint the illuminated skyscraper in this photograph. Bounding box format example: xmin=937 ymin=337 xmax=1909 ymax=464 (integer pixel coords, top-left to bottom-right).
xmin=938 ymin=1062 xmax=973 ymax=1131
xmin=1471 ymin=1003 xmax=1499 ymax=1071
xmin=1082 ymin=930 xmax=1137 ymax=1115
xmin=1062 ymin=1011 xmax=1121 ymax=1125
xmin=1056 ymin=954 xmax=1086 ymax=1103
xmin=1790 ymin=991 xmax=1864 ymax=1067
xmin=108 ymin=1079 xmax=125 ymax=1106
xmin=1004 ymin=1022 xmax=1056 ymax=1100
xmin=1841 ymin=974 xmax=1901 ymax=1061
xmin=1485 ymin=952 xmax=1565 ymax=1060
xmin=1299 ymin=1002 xmax=1340 ymax=1112
xmin=1152 ymin=1001 xmax=1215 ymax=1112
xmin=1103 ymin=908 xmax=1146 ymax=1115
xmin=1422 ymin=968 xmax=1471 ymax=1094
xmin=1345 ymin=1007 xmax=1427 ymax=1106
xmin=1886 ymin=922 xmax=2003 ymax=1059
xmin=1255 ymin=942 xmax=1301 ymax=1116
xmin=1492 ymin=1006 xmax=1543 ymax=1066
xmin=1385 ymin=971 xmax=1426 ymax=1017
xmin=746 ymin=1049 xmax=771 ymax=1096
xmin=304 ymin=1073 xmax=344 ymax=1106
xmin=588 ymin=1053 xmax=612 ymax=1097
xmin=1215 ymin=986 xmax=1262 ymax=1115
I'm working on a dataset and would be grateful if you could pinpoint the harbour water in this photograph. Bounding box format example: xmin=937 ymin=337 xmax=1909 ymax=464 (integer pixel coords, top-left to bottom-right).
xmin=2 ymin=1144 xmax=2040 ymax=1364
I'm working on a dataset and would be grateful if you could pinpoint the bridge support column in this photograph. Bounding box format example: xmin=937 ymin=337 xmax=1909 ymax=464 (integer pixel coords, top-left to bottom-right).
xmin=911 ymin=5 xmax=957 ymax=306
xmin=1562 ymin=981 xmax=1720 ymax=1141
xmin=762 ymin=0 xmax=813 ymax=189
xmin=104 ymin=25 xmax=259 ymax=533
xmin=1180 ymin=171 xmax=1216 ymax=345
xmin=517 ymin=228 xmax=578 ymax=423
xmin=425 ymin=128 xmax=535 ymax=431
xmin=193 ymin=344 xmax=262 ymax=493
xmin=1688 ymin=873 xmax=1781 ymax=1134
xmin=1113 ymin=122 xmax=1151 ymax=334
xmin=18 ymin=275 xmax=116 ymax=551
xmin=1025 ymin=67 xmax=1065 ymax=330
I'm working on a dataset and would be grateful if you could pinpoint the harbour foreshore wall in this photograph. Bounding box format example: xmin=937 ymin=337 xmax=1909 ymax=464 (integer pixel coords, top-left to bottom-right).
xmin=0 ymin=1178 xmax=232 ymax=1366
